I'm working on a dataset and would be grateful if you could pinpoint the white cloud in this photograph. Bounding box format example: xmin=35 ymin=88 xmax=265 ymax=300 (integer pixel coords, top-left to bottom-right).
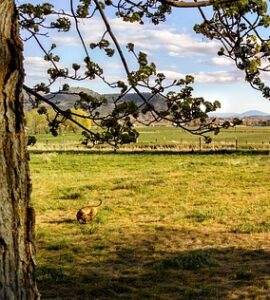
xmin=211 ymin=57 xmax=234 ymax=66
xmin=105 ymin=19 xmax=219 ymax=56
xmin=23 ymin=17 xmax=242 ymax=87
xmin=24 ymin=57 xmax=52 ymax=79
xmin=23 ymin=55 xmax=126 ymax=87
xmin=160 ymin=69 xmax=244 ymax=84
xmin=106 ymin=62 xmax=122 ymax=70
xmin=194 ymin=70 xmax=243 ymax=83
xmin=49 ymin=16 xmax=220 ymax=57
xmin=51 ymin=36 xmax=80 ymax=47
xmin=260 ymin=72 xmax=270 ymax=82
xmin=196 ymin=57 xmax=235 ymax=67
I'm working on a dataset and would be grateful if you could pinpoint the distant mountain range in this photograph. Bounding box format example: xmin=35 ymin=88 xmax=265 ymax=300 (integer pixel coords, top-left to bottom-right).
xmin=24 ymin=87 xmax=166 ymax=114
xmin=209 ymin=110 xmax=270 ymax=118
xmin=24 ymin=87 xmax=270 ymax=118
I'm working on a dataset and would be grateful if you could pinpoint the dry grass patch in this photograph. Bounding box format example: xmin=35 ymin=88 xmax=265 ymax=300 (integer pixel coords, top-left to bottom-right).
xmin=30 ymin=153 xmax=270 ymax=299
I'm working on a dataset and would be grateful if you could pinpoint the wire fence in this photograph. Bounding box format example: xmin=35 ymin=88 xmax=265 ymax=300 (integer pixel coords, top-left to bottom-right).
xmin=28 ymin=136 xmax=270 ymax=152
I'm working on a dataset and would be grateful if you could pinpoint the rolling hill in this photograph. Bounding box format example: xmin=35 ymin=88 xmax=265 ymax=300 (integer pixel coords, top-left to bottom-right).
xmin=24 ymin=87 xmax=270 ymax=118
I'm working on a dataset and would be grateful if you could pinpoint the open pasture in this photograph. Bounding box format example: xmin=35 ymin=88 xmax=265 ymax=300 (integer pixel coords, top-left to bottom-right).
xmin=30 ymin=126 xmax=270 ymax=151
xmin=31 ymin=152 xmax=270 ymax=299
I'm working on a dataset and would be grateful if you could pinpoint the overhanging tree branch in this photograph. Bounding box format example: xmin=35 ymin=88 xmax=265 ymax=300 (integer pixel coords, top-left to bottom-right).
xmin=159 ymin=0 xmax=233 ymax=8
xmin=23 ymin=84 xmax=106 ymax=143
xmin=21 ymin=0 xmax=265 ymax=148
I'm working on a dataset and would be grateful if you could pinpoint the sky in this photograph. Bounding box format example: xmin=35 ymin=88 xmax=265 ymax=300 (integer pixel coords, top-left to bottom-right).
xmin=18 ymin=0 xmax=270 ymax=113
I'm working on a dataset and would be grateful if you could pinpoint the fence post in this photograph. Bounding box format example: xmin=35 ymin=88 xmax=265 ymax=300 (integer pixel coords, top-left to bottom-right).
xmin=199 ymin=137 xmax=202 ymax=151
xmin=235 ymin=137 xmax=238 ymax=151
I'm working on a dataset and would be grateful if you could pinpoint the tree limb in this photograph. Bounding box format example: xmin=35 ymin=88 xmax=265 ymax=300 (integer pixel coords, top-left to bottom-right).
xmin=23 ymin=84 xmax=102 ymax=141
xmin=159 ymin=0 xmax=233 ymax=8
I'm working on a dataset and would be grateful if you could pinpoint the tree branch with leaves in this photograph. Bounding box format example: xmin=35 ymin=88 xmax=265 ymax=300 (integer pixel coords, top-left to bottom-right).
xmin=19 ymin=0 xmax=264 ymax=150
xmin=1 ymin=0 xmax=269 ymax=298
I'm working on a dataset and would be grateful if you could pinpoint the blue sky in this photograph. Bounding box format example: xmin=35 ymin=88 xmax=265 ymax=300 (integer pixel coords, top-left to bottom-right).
xmin=19 ymin=0 xmax=270 ymax=113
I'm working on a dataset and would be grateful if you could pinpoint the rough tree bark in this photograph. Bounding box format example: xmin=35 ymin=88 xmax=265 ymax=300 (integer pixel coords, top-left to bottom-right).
xmin=0 ymin=0 xmax=39 ymax=299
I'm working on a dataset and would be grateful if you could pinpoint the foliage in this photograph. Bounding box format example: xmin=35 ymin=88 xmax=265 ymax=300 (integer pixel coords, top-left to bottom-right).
xmin=63 ymin=108 xmax=93 ymax=133
xmin=111 ymin=0 xmax=270 ymax=101
xmin=19 ymin=0 xmax=270 ymax=148
xmin=194 ymin=0 xmax=270 ymax=100
xmin=25 ymin=109 xmax=49 ymax=134
xmin=25 ymin=107 xmax=94 ymax=135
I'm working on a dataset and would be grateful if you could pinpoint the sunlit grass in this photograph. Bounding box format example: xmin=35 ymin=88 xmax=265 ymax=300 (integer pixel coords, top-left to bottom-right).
xmin=30 ymin=152 xmax=270 ymax=299
xmin=31 ymin=126 xmax=270 ymax=150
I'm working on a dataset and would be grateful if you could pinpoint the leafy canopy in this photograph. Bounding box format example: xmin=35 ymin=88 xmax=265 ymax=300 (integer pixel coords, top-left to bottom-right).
xmin=19 ymin=0 xmax=269 ymax=148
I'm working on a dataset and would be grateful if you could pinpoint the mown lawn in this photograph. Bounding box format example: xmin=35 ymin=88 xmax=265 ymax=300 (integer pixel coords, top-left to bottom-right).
xmin=30 ymin=152 xmax=270 ymax=299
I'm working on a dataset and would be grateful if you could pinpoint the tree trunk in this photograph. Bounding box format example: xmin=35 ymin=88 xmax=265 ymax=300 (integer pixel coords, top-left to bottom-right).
xmin=0 ymin=1 xmax=39 ymax=299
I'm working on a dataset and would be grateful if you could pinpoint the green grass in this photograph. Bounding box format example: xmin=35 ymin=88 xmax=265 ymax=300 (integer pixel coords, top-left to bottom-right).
xmin=231 ymin=222 xmax=270 ymax=234
xmin=29 ymin=126 xmax=270 ymax=150
xmin=30 ymin=152 xmax=270 ymax=299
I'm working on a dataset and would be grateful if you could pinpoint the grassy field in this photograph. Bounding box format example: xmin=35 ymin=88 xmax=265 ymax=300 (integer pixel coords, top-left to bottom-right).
xmin=30 ymin=152 xmax=270 ymax=299
xmin=29 ymin=126 xmax=270 ymax=151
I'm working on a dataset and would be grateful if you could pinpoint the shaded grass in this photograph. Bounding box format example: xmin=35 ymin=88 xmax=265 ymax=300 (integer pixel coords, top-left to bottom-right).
xmin=30 ymin=152 xmax=270 ymax=299
xmin=152 ymin=250 xmax=216 ymax=271
xmin=45 ymin=240 xmax=68 ymax=251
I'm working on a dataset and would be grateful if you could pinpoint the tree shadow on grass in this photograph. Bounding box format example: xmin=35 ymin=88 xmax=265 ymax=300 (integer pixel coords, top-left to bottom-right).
xmin=47 ymin=218 xmax=75 ymax=224
xmin=37 ymin=229 xmax=270 ymax=300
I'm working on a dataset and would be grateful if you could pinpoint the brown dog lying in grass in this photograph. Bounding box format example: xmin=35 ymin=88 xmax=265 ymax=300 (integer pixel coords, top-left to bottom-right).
xmin=76 ymin=200 xmax=102 ymax=224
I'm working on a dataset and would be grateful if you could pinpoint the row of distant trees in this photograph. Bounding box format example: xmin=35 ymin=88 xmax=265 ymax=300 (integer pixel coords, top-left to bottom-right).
xmin=25 ymin=109 xmax=270 ymax=135
xmin=189 ymin=117 xmax=270 ymax=128
xmin=25 ymin=108 xmax=93 ymax=134
xmin=241 ymin=118 xmax=270 ymax=127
